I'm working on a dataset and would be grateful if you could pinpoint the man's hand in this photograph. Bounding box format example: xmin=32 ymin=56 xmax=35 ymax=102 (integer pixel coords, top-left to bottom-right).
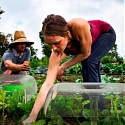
xmin=3 ymin=70 xmax=12 ymax=74
xmin=19 ymin=64 xmax=30 ymax=71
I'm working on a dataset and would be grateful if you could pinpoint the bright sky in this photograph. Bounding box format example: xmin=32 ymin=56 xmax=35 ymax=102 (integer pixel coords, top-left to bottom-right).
xmin=0 ymin=0 xmax=124 ymax=59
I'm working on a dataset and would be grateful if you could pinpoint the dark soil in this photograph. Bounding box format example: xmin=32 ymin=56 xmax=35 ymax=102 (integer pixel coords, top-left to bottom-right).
xmin=0 ymin=114 xmax=19 ymax=125
xmin=62 ymin=117 xmax=81 ymax=125
xmin=63 ymin=117 xmax=79 ymax=125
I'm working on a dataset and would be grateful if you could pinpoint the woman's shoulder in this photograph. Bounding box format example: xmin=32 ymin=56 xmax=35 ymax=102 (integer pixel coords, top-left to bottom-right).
xmin=68 ymin=18 xmax=90 ymax=37
xmin=68 ymin=18 xmax=88 ymax=27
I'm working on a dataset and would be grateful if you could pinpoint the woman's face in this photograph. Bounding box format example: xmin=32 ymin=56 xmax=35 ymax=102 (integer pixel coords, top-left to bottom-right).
xmin=44 ymin=35 xmax=69 ymax=54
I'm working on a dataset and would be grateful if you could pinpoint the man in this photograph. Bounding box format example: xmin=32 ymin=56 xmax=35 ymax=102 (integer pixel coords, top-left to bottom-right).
xmin=1 ymin=30 xmax=34 ymax=74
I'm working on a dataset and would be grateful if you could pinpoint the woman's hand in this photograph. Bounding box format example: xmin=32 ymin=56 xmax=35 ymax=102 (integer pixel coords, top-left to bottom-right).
xmin=22 ymin=116 xmax=36 ymax=125
xmin=57 ymin=66 xmax=65 ymax=82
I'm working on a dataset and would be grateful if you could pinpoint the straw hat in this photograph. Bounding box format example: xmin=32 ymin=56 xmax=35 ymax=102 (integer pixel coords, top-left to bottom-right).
xmin=8 ymin=30 xmax=34 ymax=48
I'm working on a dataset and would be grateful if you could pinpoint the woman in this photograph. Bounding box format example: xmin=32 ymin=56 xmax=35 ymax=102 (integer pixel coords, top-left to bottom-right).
xmin=22 ymin=14 xmax=116 ymax=124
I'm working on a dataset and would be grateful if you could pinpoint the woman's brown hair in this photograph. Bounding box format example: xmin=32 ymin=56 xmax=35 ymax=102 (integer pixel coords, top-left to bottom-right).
xmin=42 ymin=14 xmax=69 ymax=37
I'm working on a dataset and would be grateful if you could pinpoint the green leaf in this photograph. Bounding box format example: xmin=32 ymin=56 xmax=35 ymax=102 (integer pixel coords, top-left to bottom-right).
xmin=82 ymin=100 xmax=90 ymax=107
xmin=0 ymin=102 xmax=3 ymax=105
xmin=120 ymin=104 xmax=125 ymax=113
xmin=35 ymin=119 xmax=46 ymax=125
xmin=82 ymin=109 xmax=90 ymax=119
xmin=122 ymin=116 xmax=125 ymax=121
xmin=101 ymin=109 xmax=110 ymax=116
xmin=25 ymin=123 xmax=34 ymax=125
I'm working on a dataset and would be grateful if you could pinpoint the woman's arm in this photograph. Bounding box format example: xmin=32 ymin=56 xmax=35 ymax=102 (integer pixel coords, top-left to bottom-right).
xmin=22 ymin=51 xmax=66 ymax=125
xmin=62 ymin=18 xmax=92 ymax=69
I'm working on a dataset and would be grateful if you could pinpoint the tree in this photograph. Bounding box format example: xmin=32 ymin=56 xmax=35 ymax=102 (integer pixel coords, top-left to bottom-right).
xmin=0 ymin=8 xmax=38 ymax=59
xmin=0 ymin=7 xmax=11 ymax=57
xmin=107 ymin=44 xmax=118 ymax=58
xmin=30 ymin=46 xmax=38 ymax=59
xmin=101 ymin=43 xmax=124 ymax=64
xmin=0 ymin=7 xmax=5 ymax=19
xmin=0 ymin=32 xmax=13 ymax=57
xmin=39 ymin=31 xmax=52 ymax=58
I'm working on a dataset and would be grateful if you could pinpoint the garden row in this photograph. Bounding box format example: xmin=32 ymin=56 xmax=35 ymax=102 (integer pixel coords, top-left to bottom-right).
xmin=0 ymin=74 xmax=125 ymax=125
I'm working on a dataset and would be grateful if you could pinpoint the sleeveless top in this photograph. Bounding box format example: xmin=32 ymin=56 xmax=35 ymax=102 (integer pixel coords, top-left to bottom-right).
xmin=64 ymin=20 xmax=111 ymax=55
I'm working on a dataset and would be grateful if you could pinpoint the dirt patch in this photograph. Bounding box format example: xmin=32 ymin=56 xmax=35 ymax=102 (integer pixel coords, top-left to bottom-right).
xmin=0 ymin=114 xmax=19 ymax=125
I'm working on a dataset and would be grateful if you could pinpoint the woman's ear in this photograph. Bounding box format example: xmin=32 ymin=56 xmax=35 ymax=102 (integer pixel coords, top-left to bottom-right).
xmin=67 ymin=31 xmax=70 ymax=36
xmin=64 ymin=31 xmax=70 ymax=37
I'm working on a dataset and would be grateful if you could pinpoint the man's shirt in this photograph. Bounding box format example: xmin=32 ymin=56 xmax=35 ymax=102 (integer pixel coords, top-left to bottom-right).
xmin=1 ymin=47 xmax=31 ymax=73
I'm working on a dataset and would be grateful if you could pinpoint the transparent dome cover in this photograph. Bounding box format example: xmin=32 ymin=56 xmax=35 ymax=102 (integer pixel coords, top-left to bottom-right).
xmin=44 ymin=82 xmax=125 ymax=120
xmin=0 ymin=74 xmax=37 ymax=102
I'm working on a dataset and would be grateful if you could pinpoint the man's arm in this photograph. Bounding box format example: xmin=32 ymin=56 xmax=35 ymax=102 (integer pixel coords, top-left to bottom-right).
xmin=4 ymin=60 xmax=30 ymax=72
xmin=3 ymin=69 xmax=12 ymax=75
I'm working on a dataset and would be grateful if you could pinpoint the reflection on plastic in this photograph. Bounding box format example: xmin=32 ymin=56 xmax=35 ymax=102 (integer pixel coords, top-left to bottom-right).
xmin=0 ymin=74 xmax=37 ymax=102
xmin=44 ymin=82 xmax=125 ymax=115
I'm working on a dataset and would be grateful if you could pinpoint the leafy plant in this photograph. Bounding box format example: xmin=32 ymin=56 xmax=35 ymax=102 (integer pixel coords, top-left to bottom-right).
xmin=98 ymin=94 xmax=125 ymax=125
xmin=110 ymin=64 xmax=125 ymax=75
xmin=46 ymin=94 xmax=83 ymax=124
xmin=65 ymin=63 xmax=82 ymax=74
xmin=0 ymin=89 xmax=9 ymax=125
xmin=29 ymin=58 xmax=42 ymax=69
xmin=101 ymin=63 xmax=114 ymax=74
xmin=101 ymin=75 xmax=120 ymax=83
xmin=116 ymin=56 xmax=124 ymax=64
xmin=101 ymin=56 xmax=112 ymax=64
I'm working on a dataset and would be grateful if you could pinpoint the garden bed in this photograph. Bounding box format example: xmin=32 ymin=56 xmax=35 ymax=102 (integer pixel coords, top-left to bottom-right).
xmin=0 ymin=74 xmax=125 ymax=125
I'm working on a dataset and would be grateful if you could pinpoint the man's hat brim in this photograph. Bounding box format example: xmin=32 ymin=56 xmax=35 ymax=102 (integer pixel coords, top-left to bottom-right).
xmin=8 ymin=38 xmax=34 ymax=48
